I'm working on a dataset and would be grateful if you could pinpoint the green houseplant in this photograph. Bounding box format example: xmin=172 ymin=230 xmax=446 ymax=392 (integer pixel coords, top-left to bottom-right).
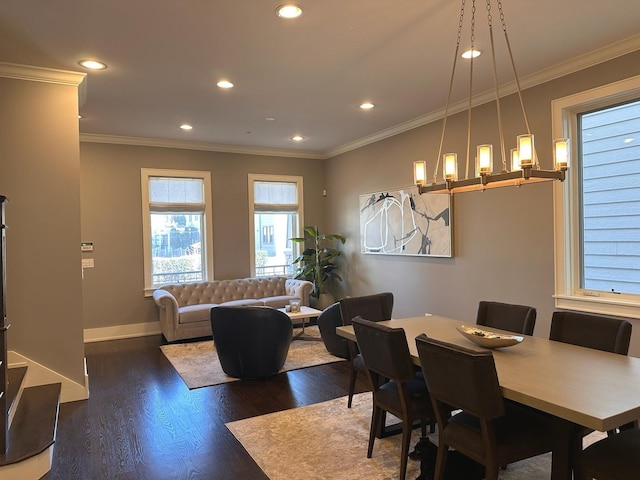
xmin=290 ymin=226 xmax=346 ymax=305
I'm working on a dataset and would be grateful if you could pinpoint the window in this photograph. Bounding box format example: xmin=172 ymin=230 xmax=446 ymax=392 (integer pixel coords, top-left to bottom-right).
xmin=580 ymin=100 xmax=640 ymax=294
xmin=248 ymin=174 xmax=303 ymax=277
xmin=141 ymin=169 xmax=214 ymax=293
xmin=553 ymin=75 xmax=640 ymax=317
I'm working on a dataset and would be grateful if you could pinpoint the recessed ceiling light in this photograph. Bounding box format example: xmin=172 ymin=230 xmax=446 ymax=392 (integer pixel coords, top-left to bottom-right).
xmin=78 ymin=59 xmax=107 ymax=70
xmin=180 ymin=124 xmax=193 ymax=131
xmin=217 ymin=80 xmax=234 ymax=89
xmin=461 ymin=49 xmax=481 ymax=59
xmin=291 ymin=135 xmax=304 ymax=142
xmin=265 ymin=117 xmax=276 ymax=121
xmin=276 ymin=4 xmax=303 ymax=19
xmin=360 ymin=103 xmax=375 ymax=110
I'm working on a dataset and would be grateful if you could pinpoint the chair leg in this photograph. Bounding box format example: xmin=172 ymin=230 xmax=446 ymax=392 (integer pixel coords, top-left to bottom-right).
xmin=434 ymin=441 xmax=448 ymax=480
xmin=368 ymin=406 xmax=383 ymax=458
xmin=399 ymin=420 xmax=412 ymax=480
xmin=347 ymin=363 xmax=358 ymax=408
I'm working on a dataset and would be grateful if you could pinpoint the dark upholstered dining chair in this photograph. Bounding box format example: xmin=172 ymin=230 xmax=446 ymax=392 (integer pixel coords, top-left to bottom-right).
xmin=575 ymin=427 xmax=640 ymax=480
xmin=476 ymin=300 xmax=537 ymax=335
xmin=549 ymin=311 xmax=632 ymax=355
xmin=550 ymin=310 xmax=635 ymax=434
xmin=316 ymin=302 xmax=350 ymax=359
xmin=339 ymin=292 xmax=394 ymax=408
xmin=415 ymin=334 xmax=555 ymax=480
xmin=210 ymin=306 xmax=292 ymax=379
xmin=352 ymin=317 xmax=434 ymax=480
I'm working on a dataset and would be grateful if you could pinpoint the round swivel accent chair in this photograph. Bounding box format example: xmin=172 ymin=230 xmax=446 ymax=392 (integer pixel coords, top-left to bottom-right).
xmin=316 ymin=302 xmax=351 ymax=359
xmin=210 ymin=306 xmax=293 ymax=379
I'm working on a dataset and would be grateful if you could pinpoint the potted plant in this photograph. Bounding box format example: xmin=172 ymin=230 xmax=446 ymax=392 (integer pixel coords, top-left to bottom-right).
xmin=290 ymin=225 xmax=346 ymax=309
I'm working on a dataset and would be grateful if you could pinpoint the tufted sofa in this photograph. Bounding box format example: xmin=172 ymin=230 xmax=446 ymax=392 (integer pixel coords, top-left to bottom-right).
xmin=152 ymin=276 xmax=313 ymax=342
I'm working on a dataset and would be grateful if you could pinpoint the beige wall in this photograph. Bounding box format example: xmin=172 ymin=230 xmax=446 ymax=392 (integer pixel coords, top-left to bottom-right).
xmin=0 ymin=74 xmax=86 ymax=383
xmin=325 ymin=50 xmax=640 ymax=354
xmin=79 ymin=142 xmax=325 ymax=330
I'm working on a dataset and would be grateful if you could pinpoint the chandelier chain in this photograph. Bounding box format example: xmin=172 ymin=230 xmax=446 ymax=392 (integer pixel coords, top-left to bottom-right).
xmin=496 ymin=0 xmax=506 ymax=32
xmin=486 ymin=0 xmax=508 ymax=171
xmin=496 ymin=0 xmax=536 ymax=166
xmin=434 ymin=0 xmax=468 ymax=184
xmin=464 ymin=1 xmax=477 ymax=179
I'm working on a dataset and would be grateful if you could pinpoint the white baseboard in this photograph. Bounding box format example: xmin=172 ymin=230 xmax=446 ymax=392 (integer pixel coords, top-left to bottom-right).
xmin=7 ymin=351 xmax=89 ymax=403
xmin=83 ymin=321 xmax=162 ymax=343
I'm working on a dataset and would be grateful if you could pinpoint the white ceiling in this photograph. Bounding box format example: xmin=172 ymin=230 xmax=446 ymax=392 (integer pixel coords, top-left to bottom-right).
xmin=1 ymin=0 xmax=640 ymax=158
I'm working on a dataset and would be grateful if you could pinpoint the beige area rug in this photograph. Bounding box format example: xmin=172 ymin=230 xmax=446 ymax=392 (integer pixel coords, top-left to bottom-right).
xmin=160 ymin=325 xmax=344 ymax=389
xmin=226 ymin=392 xmax=607 ymax=480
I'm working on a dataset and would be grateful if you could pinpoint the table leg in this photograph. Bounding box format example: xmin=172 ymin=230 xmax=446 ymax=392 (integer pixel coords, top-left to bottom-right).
xmin=292 ymin=316 xmax=322 ymax=341
xmin=551 ymin=417 xmax=582 ymax=480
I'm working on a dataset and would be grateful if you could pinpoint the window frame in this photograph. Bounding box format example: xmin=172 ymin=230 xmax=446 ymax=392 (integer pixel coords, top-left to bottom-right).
xmin=553 ymin=74 xmax=640 ymax=318
xmin=248 ymin=173 xmax=304 ymax=278
xmin=141 ymin=168 xmax=214 ymax=295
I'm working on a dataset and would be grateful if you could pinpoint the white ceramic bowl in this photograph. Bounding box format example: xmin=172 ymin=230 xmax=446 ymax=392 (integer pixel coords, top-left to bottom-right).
xmin=455 ymin=324 xmax=524 ymax=349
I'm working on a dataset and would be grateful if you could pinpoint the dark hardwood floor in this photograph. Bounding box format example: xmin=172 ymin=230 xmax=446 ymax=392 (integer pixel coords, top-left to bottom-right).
xmin=44 ymin=335 xmax=365 ymax=480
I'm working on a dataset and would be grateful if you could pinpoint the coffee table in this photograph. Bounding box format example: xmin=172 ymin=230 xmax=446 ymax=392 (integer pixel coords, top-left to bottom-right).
xmin=278 ymin=305 xmax=323 ymax=341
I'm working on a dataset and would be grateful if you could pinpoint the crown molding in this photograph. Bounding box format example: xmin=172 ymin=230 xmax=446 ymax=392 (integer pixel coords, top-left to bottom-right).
xmin=79 ymin=133 xmax=325 ymax=160
xmin=325 ymin=33 xmax=640 ymax=159
xmin=0 ymin=62 xmax=87 ymax=107
xmin=0 ymin=62 xmax=86 ymax=86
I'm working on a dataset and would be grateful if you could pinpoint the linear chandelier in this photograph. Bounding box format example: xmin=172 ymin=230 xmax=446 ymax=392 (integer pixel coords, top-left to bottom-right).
xmin=413 ymin=0 xmax=569 ymax=194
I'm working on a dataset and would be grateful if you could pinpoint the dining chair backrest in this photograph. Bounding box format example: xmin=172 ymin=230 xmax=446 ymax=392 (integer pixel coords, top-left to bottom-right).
xmin=339 ymin=292 xmax=393 ymax=326
xmin=415 ymin=333 xmax=505 ymax=420
xmin=351 ymin=316 xmax=415 ymax=383
xmin=476 ymin=300 xmax=537 ymax=335
xmin=550 ymin=311 xmax=632 ymax=355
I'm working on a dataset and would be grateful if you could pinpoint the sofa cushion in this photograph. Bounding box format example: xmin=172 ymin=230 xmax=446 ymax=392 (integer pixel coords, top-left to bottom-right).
xmin=179 ymin=304 xmax=218 ymax=324
xmin=262 ymin=295 xmax=299 ymax=308
xmin=218 ymin=299 xmax=263 ymax=308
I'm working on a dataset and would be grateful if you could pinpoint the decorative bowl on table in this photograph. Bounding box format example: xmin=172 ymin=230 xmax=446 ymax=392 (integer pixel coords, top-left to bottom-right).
xmin=455 ymin=325 xmax=524 ymax=349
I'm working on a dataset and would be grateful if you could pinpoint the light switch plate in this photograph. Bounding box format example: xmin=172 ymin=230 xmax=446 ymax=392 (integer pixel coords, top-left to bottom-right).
xmin=82 ymin=258 xmax=94 ymax=268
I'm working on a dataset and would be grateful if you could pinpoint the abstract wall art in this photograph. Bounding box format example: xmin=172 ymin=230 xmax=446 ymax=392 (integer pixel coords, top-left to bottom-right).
xmin=359 ymin=187 xmax=452 ymax=257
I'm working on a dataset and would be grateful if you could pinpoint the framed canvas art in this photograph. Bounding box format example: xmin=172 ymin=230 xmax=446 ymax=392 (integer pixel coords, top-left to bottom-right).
xmin=359 ymin=187 xmax=452 ymax=257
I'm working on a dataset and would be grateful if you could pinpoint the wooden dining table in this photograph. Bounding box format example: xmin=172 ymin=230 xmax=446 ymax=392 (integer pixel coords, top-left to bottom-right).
xmin=336 ymin=314 xmax=640 ymax=480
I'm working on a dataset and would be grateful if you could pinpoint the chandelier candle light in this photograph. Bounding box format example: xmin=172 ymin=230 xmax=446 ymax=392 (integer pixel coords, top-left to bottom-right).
xmin=413 ymin=0 xmax=569 ymax=194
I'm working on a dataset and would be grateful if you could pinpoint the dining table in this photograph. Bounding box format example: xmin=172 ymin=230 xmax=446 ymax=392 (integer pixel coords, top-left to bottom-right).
xmin=336 ymin=314 xmax=640 ymax=480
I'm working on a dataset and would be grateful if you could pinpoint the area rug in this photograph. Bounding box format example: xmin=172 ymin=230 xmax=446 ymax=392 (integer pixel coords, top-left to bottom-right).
xmin=160 ymin=325 xmax=344 ymax=389
xmin=226 ymin=393 xmax=607 ymax=480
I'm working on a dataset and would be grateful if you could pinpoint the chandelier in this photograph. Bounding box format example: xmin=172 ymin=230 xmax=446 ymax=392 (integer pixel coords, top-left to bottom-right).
xmin=413 ymin=0 xmax=569 ymax=194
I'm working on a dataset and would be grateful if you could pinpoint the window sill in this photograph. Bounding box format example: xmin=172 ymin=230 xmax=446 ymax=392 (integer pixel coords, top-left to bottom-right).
xmin=554 ymin=294 xmax=640 ymax=320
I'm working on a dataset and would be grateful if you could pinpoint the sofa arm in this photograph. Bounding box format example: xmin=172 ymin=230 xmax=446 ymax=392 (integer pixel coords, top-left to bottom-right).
xmin=285 ymin=278 xmax=313 ymax=306
xmin=153 ymin=289 xmax=180 ymax=341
